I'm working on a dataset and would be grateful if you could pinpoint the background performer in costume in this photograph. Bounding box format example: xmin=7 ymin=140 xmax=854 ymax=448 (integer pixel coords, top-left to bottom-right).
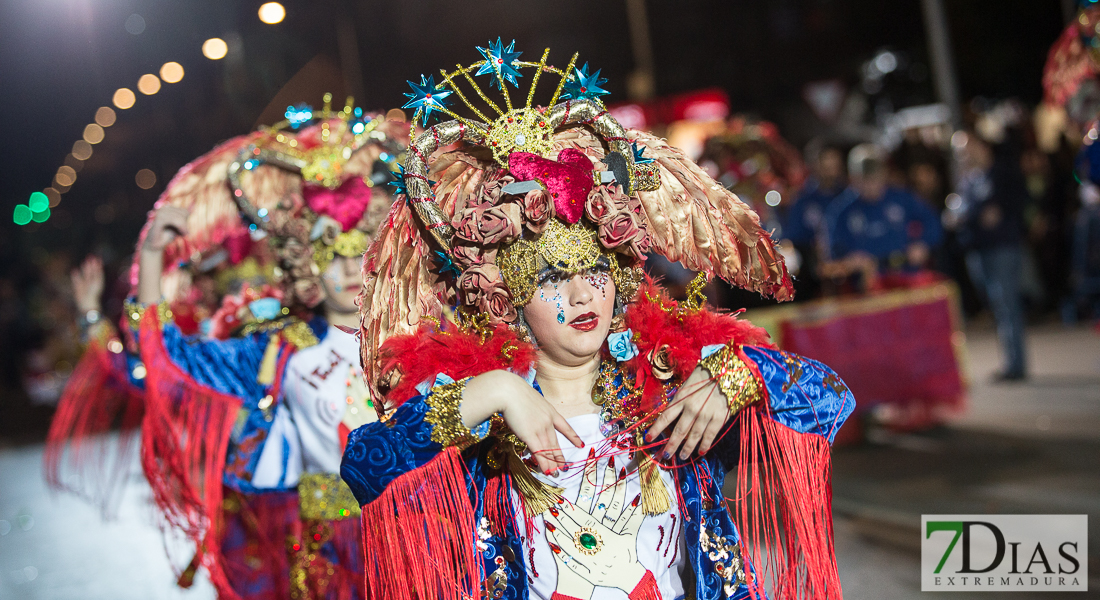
xmin=341 ymin=42 xmax=855 ymax=600
xmin=59 ymin=98 xmax=407 ymax=600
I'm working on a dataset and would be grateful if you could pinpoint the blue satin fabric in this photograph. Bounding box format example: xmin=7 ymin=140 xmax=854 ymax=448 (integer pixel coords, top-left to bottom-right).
xmin=741 ymin=347 xmax=855 ymax=444
xmin=341 ymin=343 xmax=854 ymax=600
xmin=156 ymin=316 xmax=329 ymax=493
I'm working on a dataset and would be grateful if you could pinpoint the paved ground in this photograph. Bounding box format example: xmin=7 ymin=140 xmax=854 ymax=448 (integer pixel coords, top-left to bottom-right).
xmin=0 ymin=323 xmax=1097 ymax=599
xmin=830 ymin=323 xmax=1100 ymax=598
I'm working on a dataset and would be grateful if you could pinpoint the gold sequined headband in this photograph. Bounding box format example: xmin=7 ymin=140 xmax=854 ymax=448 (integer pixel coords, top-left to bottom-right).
xmin=498 ymin=220 xmax=641 ymax=306
xmin=313 ymin=229 xmax=370 ymax=273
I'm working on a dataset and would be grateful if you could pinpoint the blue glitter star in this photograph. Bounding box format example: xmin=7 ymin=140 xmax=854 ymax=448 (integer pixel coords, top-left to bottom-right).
xmin=631 ymin=141 xmax=654 ymax=165
xmin=388 ymin=164 xmax=435 ymax=198
xmin=402 ymin=75 xmax=453 ymax=126
xmin=432 ymin=250 xmax=461 ymax=278
xmin=560 ymin=63 xmax=609 ymax=101
xmin=475 ymin=38 xmax=524 ymax=89
xmin=285 ymin=103 xmax=314 ymax=129
xmin=387 ymin=165 xmax=409 ymax=197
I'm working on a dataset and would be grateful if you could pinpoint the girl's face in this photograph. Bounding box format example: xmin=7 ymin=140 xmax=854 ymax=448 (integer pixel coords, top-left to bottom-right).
xmin=321 ymin=254 xmax=362 ymax=313
xmin=524 ymin=263 xmax=616 ymax=367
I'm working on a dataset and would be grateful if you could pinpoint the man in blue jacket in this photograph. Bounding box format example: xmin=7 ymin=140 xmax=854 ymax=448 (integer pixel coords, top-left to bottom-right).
xmin=825 ymin=144 xmax=943 ymax=285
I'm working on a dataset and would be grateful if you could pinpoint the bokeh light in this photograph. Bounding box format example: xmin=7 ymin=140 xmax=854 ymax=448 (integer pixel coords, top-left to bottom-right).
xmin=124 ymin=14 xmax=145 ymax=35
xmin=83 ymin=123 xmax=105 ymax=144
xmin=55 ymin=166 xmax=77 ymax=187
xmin=95 ymin=106 xmax=117 ymax=127
xmin=135 ymin=169 xmax=157 ymax=189
xmin=137 ymin=74 xmax=161 ymax=95
xmin=72 ymin=140 xmax=93 ymax=160
xmin=31 ymin=207 xmax=51 ymax=223
xmin=160 ymin=62 xmax=184 ymax=83
xmin=765 ymin=190 xmax=782 ymax=206
xmin=258 ymin=2 xmax=286 ymax=24
xmin=202 ymin=38 xmax=228 ymax=60
xmin=44 ymin=188 xmax=61 ymax=207
xmin=13 ymin=205 xmax=32 ymax=225
xmin=28 ymin=192 xmax=49 ymax=213
xmin=113 ymin=88 xmax=136 ymax=109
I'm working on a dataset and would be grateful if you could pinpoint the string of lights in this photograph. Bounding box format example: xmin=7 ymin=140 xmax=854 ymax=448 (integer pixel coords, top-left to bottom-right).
xmin=13 ymin=3 xmax=287 ymax=226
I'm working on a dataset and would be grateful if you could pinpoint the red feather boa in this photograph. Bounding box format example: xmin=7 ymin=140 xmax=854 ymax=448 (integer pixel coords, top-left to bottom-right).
xmin=379 ymin=320 xmax=538 ymax=406
xmin=377 ymin=278 xmax=772 ymax=409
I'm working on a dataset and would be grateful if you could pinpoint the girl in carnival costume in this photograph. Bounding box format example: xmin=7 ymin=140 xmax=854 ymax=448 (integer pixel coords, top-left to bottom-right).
xmin=342 ymin=43 xmax=855 ymax=600
xmin=75 ymin=97 xmax=407 ymax=600
xmin=47 ymin=131 xmax=283 ymax=516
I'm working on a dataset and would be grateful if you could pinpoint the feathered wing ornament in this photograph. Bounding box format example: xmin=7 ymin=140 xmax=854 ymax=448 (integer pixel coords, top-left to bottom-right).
xmin=128 ymin=131 xmax=273 ymax=300
xmin=631 ymin=130 xmax=793 ymax=300
xmin=359 ymin=198 xmax=444 ymax=407
xmin=549 ymin=127 xmax=792 ymax=299
xmin=359 ymin=150 xmax=494 ymax=407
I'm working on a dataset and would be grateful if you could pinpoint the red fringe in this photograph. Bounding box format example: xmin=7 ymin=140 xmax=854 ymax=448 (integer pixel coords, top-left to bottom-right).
xmin=359 ymin=447 xmax=480 ymax=600
xmin=220 ymin=489 xmax=299 ymax=600
xmin=137 ymin=309 xmax=244 ymax=599
xmin=734 ymin=403 xmax=841 ymax=600
xmin=380 ymin=321 xmax=537 ymax=406
xmin=628 ymin=570 xmax=661 ymax=600
xmin=44 ymin=337 xmax=144 ymax=515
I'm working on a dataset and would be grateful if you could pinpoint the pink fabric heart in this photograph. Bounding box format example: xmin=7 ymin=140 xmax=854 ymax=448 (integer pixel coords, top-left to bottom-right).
xmin=507 ymin=149 xmax=594 ymax=224
xmin=303 ymin=177 xmax=372 ymax=232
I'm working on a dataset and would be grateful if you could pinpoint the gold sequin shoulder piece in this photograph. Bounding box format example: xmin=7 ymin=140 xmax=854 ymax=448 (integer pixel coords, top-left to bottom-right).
xmin=697 ymin=344 xmax=763 ymax=417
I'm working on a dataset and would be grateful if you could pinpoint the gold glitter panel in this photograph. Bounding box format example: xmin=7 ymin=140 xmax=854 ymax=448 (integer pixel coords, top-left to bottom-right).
xmin=697 ymin=344 xmax=763 ymax=417
xmin=298 ymin=472 xmax=361 ymax=521
xmin=423 ymin=377 xmax=483 ymax=449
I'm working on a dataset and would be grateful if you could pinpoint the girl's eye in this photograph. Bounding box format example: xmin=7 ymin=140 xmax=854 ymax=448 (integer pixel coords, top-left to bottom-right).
xmin=540 ymin=272 xmax=562 ymax=286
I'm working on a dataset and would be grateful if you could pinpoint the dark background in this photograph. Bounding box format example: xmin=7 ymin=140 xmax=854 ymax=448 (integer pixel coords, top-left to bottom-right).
xmin=0 ymin=0 xmax=1065 ymax=267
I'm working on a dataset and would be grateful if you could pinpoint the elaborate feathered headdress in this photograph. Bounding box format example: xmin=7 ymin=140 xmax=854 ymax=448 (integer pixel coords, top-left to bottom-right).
xmin=226 ymin=94 xmax=408 ymax=307
xmin=129 ymin=95 xmax=408 ymax=316
xmin=360 ymin=41 xmax=792 ymax=395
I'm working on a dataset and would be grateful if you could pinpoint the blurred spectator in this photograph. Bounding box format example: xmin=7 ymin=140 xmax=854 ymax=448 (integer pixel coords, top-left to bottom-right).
xmin=783 ymin=144 xmax=847 ymax=300
xmin=1066 ymin=142 xmax=1100 ymax=321
xmin=951 ymin=131 xmax=1029 ymax=381
xmin=823 ymin=144 xmax=943 ymax=289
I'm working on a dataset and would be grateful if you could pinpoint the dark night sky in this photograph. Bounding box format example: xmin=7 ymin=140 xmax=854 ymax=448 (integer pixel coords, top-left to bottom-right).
xmin=0 ymin=0 xmax=1066 ymax=276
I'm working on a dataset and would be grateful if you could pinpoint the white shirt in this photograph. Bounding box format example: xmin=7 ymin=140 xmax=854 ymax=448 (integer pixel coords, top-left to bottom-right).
xmin=523 ymin=413 xmax=686 ymax=600
xmin=252 ymin=325 xmax=376 ymax=488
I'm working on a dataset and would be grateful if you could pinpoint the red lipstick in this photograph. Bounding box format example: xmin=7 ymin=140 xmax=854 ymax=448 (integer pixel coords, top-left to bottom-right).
xmin=569 ymin=312 xmax=598 ymax=332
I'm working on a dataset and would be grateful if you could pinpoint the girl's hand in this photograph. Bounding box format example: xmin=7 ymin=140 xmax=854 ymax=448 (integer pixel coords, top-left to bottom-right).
xmin=71 ymin=256 xmax=105 ymax=313
xmin=137 ymin=206 xmax=190 ymax=304
xmin=142 ymin=206 xmax=189 ymax=253
xmin=461 ymin=370 xmax=583 ymax=475
xmin=646 ymin=366 xmax=731 ymax=460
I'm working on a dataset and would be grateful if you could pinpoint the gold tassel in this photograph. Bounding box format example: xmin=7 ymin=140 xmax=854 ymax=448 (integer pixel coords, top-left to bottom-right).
xmin=505 ymin=448 xmax=563 ymax=516
xmin=256 ymin=335 xmax=281 ymax=385
xmin=639 ymin=454 xmax=672 ymax=515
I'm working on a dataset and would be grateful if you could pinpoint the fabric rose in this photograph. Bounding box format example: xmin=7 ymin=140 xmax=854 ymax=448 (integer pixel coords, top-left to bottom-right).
xmin=596 ymin=196 xmax=651 ymax=259
xmin=607 ymin=329 xmax=639 ymax=363
xmin=648 ymin=344 xmax=675 ymax=381
xmin=292 ymin=277 xmax=324 ymax=308
xmin=602 ymin=211 xmax=642 ymax=251
xmin=315 ymin=217 xmax=340 ymax=246
xmin=479 ymin=171 xmax=515 ymax=205
xmin=584 ymin=185 xmax=630 ymax=225
xmin=520 ymin=189 xmax=553 ymax=233
xmin=457 ymin=264 xmax=517 ymax=323
xmin=452 ymin=202 xmax=522 ymax=245
xmin=451 ymin=243 xmax=498 ymax=269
